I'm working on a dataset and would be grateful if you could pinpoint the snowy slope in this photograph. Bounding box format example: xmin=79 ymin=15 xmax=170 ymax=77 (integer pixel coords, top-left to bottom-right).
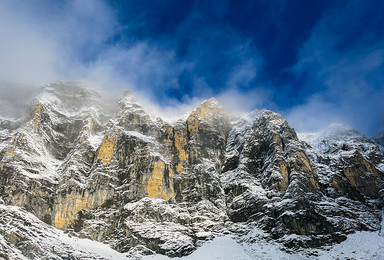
xmin=0 ymin=204 xmax=129 ymax=259
xmin=298 ymin=124 xmax=379 ymax=157
xmin=2 ymin=203 xmax=383 ymax=260
xmin=143 ymin=229 xmax=384 ymax=260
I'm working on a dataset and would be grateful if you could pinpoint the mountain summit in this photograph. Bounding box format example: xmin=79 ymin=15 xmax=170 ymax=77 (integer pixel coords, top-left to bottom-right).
xmin=0 ymin=82 xmax=383 ymax=258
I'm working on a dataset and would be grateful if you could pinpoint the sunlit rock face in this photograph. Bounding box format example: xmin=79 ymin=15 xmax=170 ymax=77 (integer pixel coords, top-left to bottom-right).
xmin=0 ymin=82 xmax=383 ymax=257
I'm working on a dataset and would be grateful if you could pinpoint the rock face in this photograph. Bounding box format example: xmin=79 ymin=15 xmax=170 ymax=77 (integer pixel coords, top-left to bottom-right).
xmin=0 ymin=82 xmax=383 ymax=258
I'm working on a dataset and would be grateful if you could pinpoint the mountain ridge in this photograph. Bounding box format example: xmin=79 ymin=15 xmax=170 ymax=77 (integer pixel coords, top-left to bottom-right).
xmin=0 ymin=81 xmax=383 ymax=258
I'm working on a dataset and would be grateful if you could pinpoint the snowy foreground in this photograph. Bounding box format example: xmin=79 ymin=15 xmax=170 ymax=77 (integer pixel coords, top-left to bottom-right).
xmin=4 ymin=228 xmax=383 ymax=260
xmin=1 ymin=204 xmax=383 ymax=259
xmin=143 ymin=230 xmax=384 ymax=260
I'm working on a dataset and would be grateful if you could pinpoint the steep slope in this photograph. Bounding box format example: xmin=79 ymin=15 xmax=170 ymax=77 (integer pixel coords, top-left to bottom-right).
xmin=374 ymin=129 xmax=384 ymax=153
xmin=222 ymin=111 xmax=322 ymax=241
xmin=298 ymin=125 xmax=384 ymax=235
xmin=0 ymin=204 xmax=129 ymax=259
xmin=0 ymin=82 xmax=383 ymax=258
xmin=299 ymin=125 xmax=384 ymax=200
xmin=69 ymin=96 xmax=232 ymax=256
xmin=0 ymin=82 xmax=106 ymax=225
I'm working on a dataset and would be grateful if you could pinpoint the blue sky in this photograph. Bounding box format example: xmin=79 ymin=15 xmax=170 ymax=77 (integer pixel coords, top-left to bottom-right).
xmin=0 ymin=0 xmax=383 ymax=135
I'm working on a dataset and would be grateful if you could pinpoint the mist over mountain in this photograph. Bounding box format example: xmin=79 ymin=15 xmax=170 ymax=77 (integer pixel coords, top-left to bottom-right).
xmin=1 ymin=0 xmax=384 ymax=136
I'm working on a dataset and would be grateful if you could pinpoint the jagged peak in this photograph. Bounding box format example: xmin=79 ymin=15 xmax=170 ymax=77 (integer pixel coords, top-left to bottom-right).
xmin=22 ymin=82 xmax=106 ymax=130
xmin=116 ymin=90 xmax=160 ymax=126
xmin=119 ymin=90 xmax=139 ymax=106
xmin=201 ymin=97 xmax=221 ymax=107
xmin=33 ymin=91 xmax=60 ymax=107
xmin=43 ymin=81 xmax=100 ymax=98
xmin=118 ymin=90 xmax=144 ymax=111
xmin=122 ymin=90 xmax=134 ymax=97
xmin=233 ymin=109 xmax=285 ymax=127
xmin=298 ymin=123 xmax=371 ymax=152
xmin=32 ymin=81 xmax=101 ymax=111
xmin=190 ymin=97 xmax=226 ymax=119
xmin=318 ymin=123 xmax=362 ymax=139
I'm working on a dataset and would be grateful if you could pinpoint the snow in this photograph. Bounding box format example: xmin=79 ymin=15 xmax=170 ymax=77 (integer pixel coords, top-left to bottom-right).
xmin=2 ymin=83 xmax=384 ymax=259
xmin=118 ymin=92 xmax=161 ymax=123
xmin=3 ymin=128 xmax=62 ymax=183
xmin=57 ymin=233 xmax=128 ymax=260
xmin=142 ymin=236 xmax=255 ymax=260
xmin=142 ymin=233 xmax=302 ymax=260
xmin=0 ymin=234 xmax=28 ymax=260
xmin=0 ymin=204 xmax=129 ymax=259
xmin=143 ymin=229 xmax=384 ymax=260
xmin=166 ymin=112 xmax=190 ymax=125
xmin=298 ymin=123 xmax=383 ymax=173
xmin=0 ymin=82 xmax=110 ymax=184
xmin=125 ymin=130 xmax=156 ymax=144
xmin=35 ymin=91 xmax=61 ymax=107
xmin=88 ymin=133 xmax=104 ymax=149
xmin=319 ymin=231 xmax=384 ymax=259
xmin=120 ymin=92 xmax=138 ymax=106
xmin=298 ymin=124 xmax=367 ymax=151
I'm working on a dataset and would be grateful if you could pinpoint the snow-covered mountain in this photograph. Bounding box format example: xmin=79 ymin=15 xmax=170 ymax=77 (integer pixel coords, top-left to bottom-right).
xmin=0 ymin=82 xmax=383 ymax=259
xmin=374 ymin=129 xmax=384 ymax=153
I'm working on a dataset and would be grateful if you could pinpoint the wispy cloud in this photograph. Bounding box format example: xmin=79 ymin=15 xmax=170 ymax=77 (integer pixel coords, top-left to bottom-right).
xmin=0 ymin=0 xmax=266 ymax=120
xmin=0 ymin=0 xmax=383 ymax=136
xmin=284 ymin=0 xmax=384 ymax=135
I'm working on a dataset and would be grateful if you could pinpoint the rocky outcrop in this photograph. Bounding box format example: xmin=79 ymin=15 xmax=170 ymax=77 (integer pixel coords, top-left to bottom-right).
xmin=299 ymin=125 xmax=384 ymax=202
xmin=0 ymin=82 xmax=383 ymax=258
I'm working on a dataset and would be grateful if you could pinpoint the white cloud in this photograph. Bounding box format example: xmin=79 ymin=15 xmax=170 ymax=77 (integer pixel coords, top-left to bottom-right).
xmin=284 ymin=1 xmax=384 ymax=135
xmin=217 ymin=87 xmax=273 ymax=113
xmin=1 ymin=0 xmax=381 ymax=136
xmin=284 ymin=95 xmax=346 ymax=133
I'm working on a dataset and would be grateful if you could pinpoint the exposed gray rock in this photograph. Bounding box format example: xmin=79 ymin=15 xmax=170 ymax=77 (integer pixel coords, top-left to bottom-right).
xmin=0 ymin=82 xmax=383 ymax=258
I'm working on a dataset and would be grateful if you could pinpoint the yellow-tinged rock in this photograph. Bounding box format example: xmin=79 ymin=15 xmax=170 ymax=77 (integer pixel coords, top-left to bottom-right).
xmin=194 ymin=98 xmax=222 ymax=118
xmin=130 ymin=169 xmax=136 ymax=178
xmin=33 ymin=104 xmax=43 ymax=130
xmin=298 ymin=151 xmax=312 ymax=171
xmin=344 ymin=168 xmax=358 ymax=187
xmin=332 ymin=176 xmax=340 ymax=189
xmin=273 ymin=135 xmax=283 ymax=149
xmin=362 ymin=160 xmax=382 ymax=178
xmin=297 ymin=151 xmax=319 ymax=188
xmin=97 ymin=133 xmax=118 ymax=163
xmin=280 ymin=163 xmax=289 ymax=183
xmin=54 ymin=194 xmax=89 ymax=229
xmin=7 ymin=134 xmax=23 ymax=156
xmin=146 ymin=161 xmax=164 ymax=197
xmin=175 ymin=131 xmax=188 ymax=161
xmin=187 ymin=116 xmax=199 ymax=136
xmin=176 ymin=162 xmax=183 ymax=172
xmin=54 ymin=189 xmax=111 ymax=229
xmin=144 ymin=161 xmax=175 ymax=201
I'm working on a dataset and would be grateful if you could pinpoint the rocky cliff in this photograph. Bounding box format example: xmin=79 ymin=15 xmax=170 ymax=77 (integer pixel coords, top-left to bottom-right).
xmin=0 ymin=82 xmax=383 ymax=258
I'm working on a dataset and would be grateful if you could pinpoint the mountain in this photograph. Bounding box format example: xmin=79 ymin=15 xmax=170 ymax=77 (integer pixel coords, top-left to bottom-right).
xmin=0 ymin=82 xmax=383 ymax=259
xmin=374 ymin=129 xmax=384 ymax=153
